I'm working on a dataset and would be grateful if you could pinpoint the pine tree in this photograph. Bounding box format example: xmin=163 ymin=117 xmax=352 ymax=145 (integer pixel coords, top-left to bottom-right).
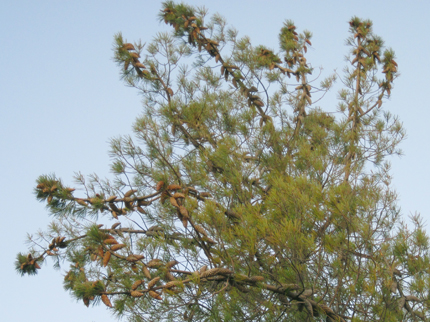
xmin=17 ymin=2 xmax=430 ymax=321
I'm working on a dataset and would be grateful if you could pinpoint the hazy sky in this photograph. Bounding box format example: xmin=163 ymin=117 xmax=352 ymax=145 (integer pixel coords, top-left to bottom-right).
xmin=2 ymin=1 xmax=429 ymax=321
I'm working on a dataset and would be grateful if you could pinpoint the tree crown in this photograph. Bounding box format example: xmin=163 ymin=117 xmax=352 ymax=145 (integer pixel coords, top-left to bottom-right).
xmin=18 ymin=2 xmax=430 ymax=321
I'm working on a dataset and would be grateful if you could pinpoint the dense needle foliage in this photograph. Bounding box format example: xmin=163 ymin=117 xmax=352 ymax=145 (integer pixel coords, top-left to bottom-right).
xmin=17 ymin=2 xmax=430 ymax=321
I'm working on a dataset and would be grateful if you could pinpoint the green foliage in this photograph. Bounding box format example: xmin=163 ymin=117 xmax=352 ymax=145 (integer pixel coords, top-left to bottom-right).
xmin=15 ymin=253 xmax=41 ymax=276
xmin=17 ymin=2 xmax=430 ymax=322
xmin=74 ymin=280 xmax=105 ymax=299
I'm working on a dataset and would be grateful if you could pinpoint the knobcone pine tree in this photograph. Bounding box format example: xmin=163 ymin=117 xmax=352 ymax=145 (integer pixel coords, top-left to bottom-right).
xmin=17 ymin=2 xmax=430 ymax=321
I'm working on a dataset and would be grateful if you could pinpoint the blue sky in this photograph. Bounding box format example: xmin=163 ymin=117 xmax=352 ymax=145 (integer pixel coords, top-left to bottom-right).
xmin=1 ymin=1 xmax=429 ymax=321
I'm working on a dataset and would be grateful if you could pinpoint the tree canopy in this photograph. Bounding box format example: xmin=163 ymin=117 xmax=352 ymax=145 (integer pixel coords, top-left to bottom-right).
xmin=17 ymin=2 xmax=430 ymax=321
